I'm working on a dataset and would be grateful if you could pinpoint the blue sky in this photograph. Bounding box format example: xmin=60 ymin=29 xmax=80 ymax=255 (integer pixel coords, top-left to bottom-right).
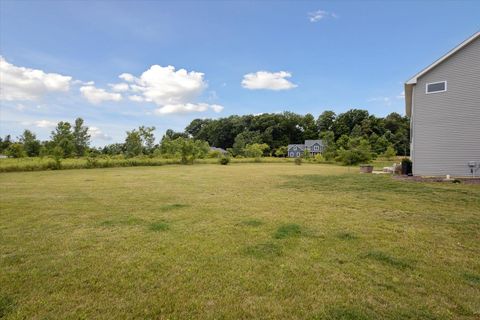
xmin=1 ymin=1 xmax=479 ymax=145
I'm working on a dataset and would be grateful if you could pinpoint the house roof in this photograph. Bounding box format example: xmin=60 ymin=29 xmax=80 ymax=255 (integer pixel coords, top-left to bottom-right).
xmin=287 ymin=144 xmax=305 ymax=151
xmin=210 ymin=147 xmax=227 ymax=153
xmin=404 ymin=31 xmax=480 ymax=117
xmin=305 ymin=140 xmax=324 ymax=148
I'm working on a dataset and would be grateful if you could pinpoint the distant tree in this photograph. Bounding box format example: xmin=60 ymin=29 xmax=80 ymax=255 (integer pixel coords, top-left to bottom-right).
xmin=102 ymin=143 xmax=125 ymax=155
xmin=382 ymin=145 xmax=397 ymax=160
xmin=139 ymin=126 xmax=156 ymax=154
xmin=124 ymin=130 xmax=143 ymax=157
xmin=332 ymin=109 xmax=369 ymax=138
xmin=274 ymin=146 xmax=288 ymax=157
xmin=336 ymin=137 xmax=373 ymax=165
xmin=244 ymin=143 xmax=269 ymax=159
xmin=5 ymin=143 xmax=26 ymax=158
xmin=232 ymin=131 xmax=262 ymax=156
xmin=160 ymin=137 xmax=209 ymax=164
xmin=73 ymin=118 xmax=90 ymax=157
xmin=19 ymin=130 xmax=41 ymax=157
xmin=302 ymin=113 xmax=319 ymax=140
xmin=320 ymin=131 xmax=337 ymax=160
xmin=317 ymin=111 xmax=336 ymax=133
xmin=0 ymin=135 xmax=12 ymax=154
xmin=51 ymin=121 xmax=75 ymax=157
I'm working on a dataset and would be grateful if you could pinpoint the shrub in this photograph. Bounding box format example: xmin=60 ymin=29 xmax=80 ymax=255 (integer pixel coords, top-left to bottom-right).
xmin=401 ymin=158 xmax=413 ymax=175
xmin=336 ymin=138 xmax=372 ymax=165
xmin=382 ymin=145 xmax=397 ymax=160
xmin=294 ymin=157 xmax=302 ymax=165
xmin=86 ymin=156 xmax=99 ymax=168
xmin=313 ymin=154 xmax=324 ymax=162
xmin=219 ymin=156 xmax=230 ymax=165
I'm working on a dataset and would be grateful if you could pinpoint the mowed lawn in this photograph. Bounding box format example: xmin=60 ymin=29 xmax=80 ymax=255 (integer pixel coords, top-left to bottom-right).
xmin=1 ymin=164 xmax=479 ymax=319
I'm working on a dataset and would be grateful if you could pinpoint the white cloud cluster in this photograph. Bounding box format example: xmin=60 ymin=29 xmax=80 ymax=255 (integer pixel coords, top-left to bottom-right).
xmin=121 ymin=65 xmax=223 ymax=115
xmin=0 ymin=57 xmax=223 ymax=115
xmin=241 ymin=71 xmax=297 ymax=91
xmin=88 ymin=126 xmax=111 ymax=140
xmin=34 ymin=119 xmax=57 ymax=128
xmin=0 ymin=56 xmax=72 ymax=101
xmin=154 ymin=103 xmax=223 ymax=115
xmin=308 ymin=10 xmax=338 ymax=22
xmin=79 ymin=84 xmax=122 ymax=105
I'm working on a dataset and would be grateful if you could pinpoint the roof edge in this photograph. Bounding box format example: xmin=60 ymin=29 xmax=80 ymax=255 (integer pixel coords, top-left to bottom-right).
xmin=405 ymin=31 xmax=480 ymax=85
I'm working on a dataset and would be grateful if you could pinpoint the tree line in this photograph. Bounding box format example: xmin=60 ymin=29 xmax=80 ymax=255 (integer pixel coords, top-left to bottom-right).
xmin=0 ymin=109 xmax=410 ymax=165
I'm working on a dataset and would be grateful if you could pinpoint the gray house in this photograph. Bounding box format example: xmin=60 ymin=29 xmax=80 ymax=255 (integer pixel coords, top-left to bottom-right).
xmin=405 ymin=31 xmax=480 ymax=176
xmin=287 ymin=140 xmax=324 ymax=157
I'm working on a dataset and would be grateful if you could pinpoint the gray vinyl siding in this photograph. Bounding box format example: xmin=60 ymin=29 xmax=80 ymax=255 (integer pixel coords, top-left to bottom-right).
xmin=412 ymin=36 xmax=480 ymax=176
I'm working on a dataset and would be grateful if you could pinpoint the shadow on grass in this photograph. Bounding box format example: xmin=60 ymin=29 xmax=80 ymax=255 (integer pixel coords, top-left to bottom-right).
xmin=362 ymin=250 xmax=413 ymax=270
xmin=160 ymin=204 xmax=189 ymax=212
xmin=463 ymin=272 xmax=480 ymax=285
xmin=243 ymin=242 xmax=282 ymax=259
xmin=0 ymin=295 xmax=15 ymax=318
xmin=336 ymin=232 xmax=357 ymax=240
xmin=274 ymin=223 xmax=303 ymax=239
xmin=312 ymin=306 xmax=371 ymax=320
xmin=239 ymin=219 xmax=264 ymax=227
xmin=100 ymin=216 xmax=144 ymax=227
xmin=149 ymin=221 xmax=170 ymax=232
xmin=280 ymin=174 xmax=479 ymax=202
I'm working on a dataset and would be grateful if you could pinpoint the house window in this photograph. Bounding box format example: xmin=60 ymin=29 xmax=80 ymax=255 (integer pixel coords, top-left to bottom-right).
xmin=296 ymin=152 xmax=300 ymax=157
xmin=426 ymin=81 xmax=447 ymax=94
xmin=289 ymin=152 xmax=294 ymax=157
xmin=313 ymin=145 xmax=319 ymax=151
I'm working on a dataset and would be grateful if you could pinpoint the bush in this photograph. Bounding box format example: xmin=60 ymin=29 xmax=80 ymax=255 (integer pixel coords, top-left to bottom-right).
xmin=294 ymin=157 xmax=302 ymax=165
xmin=335 ymin=138 xmax=372 ymax=165
xmin=313 ymin=154 xmax=324 ymax=162
xmin=401 ymin=158 xmax=413 ymax=175
xmin=219 ymin=156 xmax=230 ymax=165
xmin=382 ymin=145 xmax=397 ymax=160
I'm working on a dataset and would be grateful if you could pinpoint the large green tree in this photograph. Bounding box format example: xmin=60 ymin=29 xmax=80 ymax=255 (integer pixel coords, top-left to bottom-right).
xmin=19 ymin=130 xmax=41 ymax=157
xmin=73 ymin=118 xmax=90 ymax=157
xmin=51 ymin=122 xmax=75 ymax=157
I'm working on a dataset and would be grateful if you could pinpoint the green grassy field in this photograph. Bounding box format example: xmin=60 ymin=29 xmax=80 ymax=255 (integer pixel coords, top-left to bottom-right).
xmin=1 ymin=163 xmax=479 ymax=319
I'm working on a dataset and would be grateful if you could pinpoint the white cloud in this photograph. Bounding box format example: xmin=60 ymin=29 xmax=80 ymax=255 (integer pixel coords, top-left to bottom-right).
xmin=0 ymin=56 xmax=72 ymax=101
xmin=128 ymin=95 xmax=144 ymax=102
xmin=210 ymin=104 xmax=224 ymax=113
xmin=119 ymin=73 xmax=135 ymax=82
xmin=396 ymin=91 xmax=405 ymax=99
xmin=108 ymin=83 xmax=129 ymax=92
xmin=23 ymin=119 xmax=57 ymax=128
xmin=117 ymin=64 xmax=222 ymax=115
xmin=88 ymin=126 xmax=111 ymax=140
xmin=124 ymin=65 xmax=206 ymax=106
xmin=308 ymin=10 xmax=338 ymax=22
xmin=80 ymin=85 xmax=122 ymax=104
xmin=154 ymin=103 xmax=223 ymax=115
xmin=241 ymin=71 xmax=297 ymax=91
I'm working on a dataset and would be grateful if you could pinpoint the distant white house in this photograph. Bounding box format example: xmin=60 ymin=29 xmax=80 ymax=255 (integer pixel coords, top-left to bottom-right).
xmin=405 ymin=31 xmax=480 ymax=176
xmin=0 ymin=154 xmax=7 ymax=159
xmin=287 ymin=140 xmax=324 ymax=158
xmin=210 ymin=147 xmax=228 ymax=155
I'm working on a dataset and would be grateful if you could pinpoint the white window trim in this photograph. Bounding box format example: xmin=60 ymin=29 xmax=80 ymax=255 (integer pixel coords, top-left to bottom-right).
xmin=296 ymin=152 xmax=300 ymax=157
xmin=289 ymin=152 xmax=294 ymax=157
xmin=313 ymin=145 xmax=319 ymax=151
xmin=426 ymin=81 xmax=447 ymax=94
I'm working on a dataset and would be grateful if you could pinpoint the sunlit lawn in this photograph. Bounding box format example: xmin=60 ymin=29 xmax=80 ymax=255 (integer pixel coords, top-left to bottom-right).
xmin=1 ymin=163 xmax=479 ymax=319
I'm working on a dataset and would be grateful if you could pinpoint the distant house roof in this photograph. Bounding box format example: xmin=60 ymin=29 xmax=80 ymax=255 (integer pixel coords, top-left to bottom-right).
xmin=210 ymin=147 xmax=227 ymax=154
xmin=404 ymin=31 xmax=480 ymax=117
xmin=287 ymin=144 xmax=305 ymax=151
xmin=305 ymin=140 xmax=324 ymax=148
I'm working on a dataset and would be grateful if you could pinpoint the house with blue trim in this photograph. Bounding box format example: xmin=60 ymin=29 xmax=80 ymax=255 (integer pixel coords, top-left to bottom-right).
xmin=287 ymin=140 xmax=324 ymax=157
